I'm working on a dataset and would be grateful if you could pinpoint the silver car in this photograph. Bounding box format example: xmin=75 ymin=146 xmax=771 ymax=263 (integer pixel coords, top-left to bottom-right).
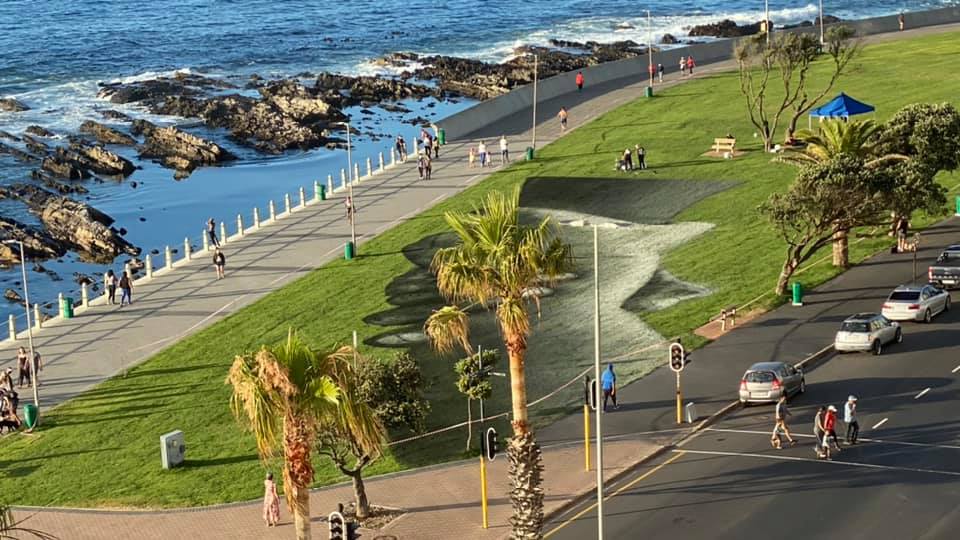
xmin=739 ymin=361 xmax=805 ymax=404
xmin=834 ymin=313 xmax=901 ymax=355
xmin=882 ymin=285 xmax=951 ymax=323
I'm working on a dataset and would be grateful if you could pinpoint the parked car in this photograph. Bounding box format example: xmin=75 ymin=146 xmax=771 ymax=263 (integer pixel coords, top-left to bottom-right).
xmin=739 ymin=361 xmax=805 ymax=404
xmin=928 ymin=250 xmax=960 ymax=289
xmin=834 ymin=313 xmax=901 ymax=355
xmin=882 ymin=285 xmax=951 ymax=322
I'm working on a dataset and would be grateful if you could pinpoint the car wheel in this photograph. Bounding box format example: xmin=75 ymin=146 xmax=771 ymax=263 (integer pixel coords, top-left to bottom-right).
xmin=895 ymin=328 xmax=903 ymax=344
xmin=872 ymin=340 xmax=882 ymax=356
xmin=924 ymin=309 xmax=932 ymax=323
xmin=945 ymin=298 xmax=952 ymax=312
xmin=799 ymin=378 xmax=806 ymax=394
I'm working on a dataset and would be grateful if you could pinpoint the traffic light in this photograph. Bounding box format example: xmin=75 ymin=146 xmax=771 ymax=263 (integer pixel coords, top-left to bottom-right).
xmin=669 ymin=342 xmax=686 ymax=372
xmin=347 ymin=521 xmax=360 ymax=540
xmin=329 ymin=511 xmax=345 ymax=540
xmin=587 ymin=378 xmax=598 ymax=411
xmin=482 ymin=427 xmax=499 ymax=461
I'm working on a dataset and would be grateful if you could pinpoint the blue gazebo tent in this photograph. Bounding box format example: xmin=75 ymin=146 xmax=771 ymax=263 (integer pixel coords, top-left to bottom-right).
xmin=808 ymin=92 xmax=875 ymax=128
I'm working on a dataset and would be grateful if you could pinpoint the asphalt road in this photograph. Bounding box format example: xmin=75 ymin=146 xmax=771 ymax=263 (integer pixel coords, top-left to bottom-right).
xmin=542 ymin=218 xmax=960 ymax=540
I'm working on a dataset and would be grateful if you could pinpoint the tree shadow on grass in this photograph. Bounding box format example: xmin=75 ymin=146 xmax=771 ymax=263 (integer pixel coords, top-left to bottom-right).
xmin=184 ymin=454 xmax=259 ymax=468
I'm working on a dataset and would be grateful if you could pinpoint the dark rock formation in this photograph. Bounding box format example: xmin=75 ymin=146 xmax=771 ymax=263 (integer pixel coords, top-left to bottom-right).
xmin=25 ymin=125 xmax=55 ymax=138
xmin=41 ymin=154 xmax=89 ymax=180
xmin=80 ymin=120 xmax=136 ymax=145
xmin=661 ymin=33 xmax=679 ymax=45
xmin=0 ymin=216 xmax=67 ymax=265
xmin=23 ymin=135 xmax=49 ymax=155
xmin=137 ymin=122 xmax=235 ymax=175
xmin=688 ymin=19 xmax=762 ymax=38
xmin=96 ymin=72 xmax=236 ymax=106
xmin=0 ymin=184 xmax=139 ymax=262
xmin=40 ymin=144 xmax=135 ymax=178
xmin=0 ymin=130 xmax=19 ymax=141
xmin=0 ymin=142 xmax=38 ymax=163
xmin=100 ymin=109 xmax=133 ymax=122
xmin=3 ymin=288 xmax=22 ymax=303
xmin=0 ymin=98 xmax=30 ymax=112
xmin=31 ymin=169 xmax=90 ymax=195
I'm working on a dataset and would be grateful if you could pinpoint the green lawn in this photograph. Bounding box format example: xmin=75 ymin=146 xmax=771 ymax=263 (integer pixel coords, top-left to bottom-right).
xmin=2 ymin=30 xmax=958 ymax=508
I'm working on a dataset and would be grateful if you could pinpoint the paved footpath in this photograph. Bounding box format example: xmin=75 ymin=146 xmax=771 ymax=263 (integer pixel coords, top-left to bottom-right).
xmin=7 ymin=21 xmax=960 ymax=540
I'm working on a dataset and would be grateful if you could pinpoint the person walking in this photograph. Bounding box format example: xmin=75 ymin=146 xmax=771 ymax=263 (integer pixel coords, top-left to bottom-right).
xmin=417 ymin=152 xmax=426 ymax=179
xmin=686 ymin=55 xmax=695 ymax=76
xmin=557 ymin=107 xmax=568 ymax=132
xmin=206 ymin=218 xmax=220 ymax=248
xmin=105 ymin=269 xmax=118 ymax=305
xmin=397 ymin=135 xmax=407 ymax=162
xmin=822 ymin=405 xmax=842 ymax=459
xmin=622 ymin=148 xmax=633 ymax=170
xmin=0 ymin=367 xmax=13 ymax=393
xmin=213 ymin=248 xmax=226 ymax=280
xmin=478 ymin=140 xmax=488 ymax=167
xmin=647 ymin=62 xmax=655 ymax=84
xmin=636 ymin=145 xmax=646 ymax=170
xmin=844 ymin=395 xmax=859 ymax=445
xmin=263 ymin=472 xmax=281 ymax=527
xmin=896 ymin=216 xmax=909 ymax=252
xmin=432 ymin=134 xmax=440 ymax=159
xmin=119 ymin=272 xmax=133 ymax=306
xmin=468 ymin=146 xmax=477 ymax=168
xmin=16 ymin=347 xmax=29 ymax=389
xmin=424 ymin=152 xmax=433 ymax=180
xmin=499 ymin=135 xmax=509 ymax=164
xmin=344 ymin=196 xmax=355 ymax=222
xmin=771 ymin=395 xmax=797 ymax=448
xmin=601 ymin=363 xmax=618 ymax=412
xmin=575 ymin=71 xmax=584 ymax=92
xmin=657 ymin=63 xmax=664 ymax=84
xmin=679 ymin=56 xmax=686 ymax=76
xmin=814 ymin=406 xmax=826 ymax=458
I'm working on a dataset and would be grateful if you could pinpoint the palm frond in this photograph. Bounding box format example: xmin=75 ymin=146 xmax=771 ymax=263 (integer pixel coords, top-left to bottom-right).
xmin=424 ymin=305 xmax=472 ymax=355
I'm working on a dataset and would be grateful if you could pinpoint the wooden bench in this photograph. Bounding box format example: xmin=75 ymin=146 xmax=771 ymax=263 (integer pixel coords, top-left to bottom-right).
xmin=711 ymin=138 xmax=736 ymax=154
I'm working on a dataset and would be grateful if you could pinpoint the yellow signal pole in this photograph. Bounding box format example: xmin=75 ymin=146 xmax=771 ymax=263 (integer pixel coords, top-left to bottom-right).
xmin=583 ymin=403 xmax=590 ymax=471
xmin=480 ymin=454 xmax=489 ymax=528
xmin=676 ymin=370 xmax=683 ymax=424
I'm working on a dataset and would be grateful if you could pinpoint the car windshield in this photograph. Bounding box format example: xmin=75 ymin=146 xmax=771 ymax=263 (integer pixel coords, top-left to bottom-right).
xmin=841 ymin=321 xmax=869 ymax=333
xmin=937 ymin=252 xmax=960 ymax=263
xmin=744 ymin=371 xmax=776 ymax=383
xmin=889 ymin=291 xmax=920 ymax=301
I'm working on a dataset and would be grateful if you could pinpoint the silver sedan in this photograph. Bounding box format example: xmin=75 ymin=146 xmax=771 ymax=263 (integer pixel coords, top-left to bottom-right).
xmin=882 ymin=285 xmax=951 ymax=323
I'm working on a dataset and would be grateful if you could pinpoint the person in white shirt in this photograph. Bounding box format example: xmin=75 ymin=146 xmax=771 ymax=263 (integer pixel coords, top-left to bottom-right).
xmin=478 ymin=140 xmax=488 ymax=167
xmin=499 ymin=135 xmax=509 ymax=164
xmin=844 ymin=395 xmax=859 ymax=445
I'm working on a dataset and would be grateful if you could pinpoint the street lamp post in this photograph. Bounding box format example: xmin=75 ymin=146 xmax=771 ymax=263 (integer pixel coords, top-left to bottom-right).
xmin=531 ymin=54 xmax=539 ymax=152
xmin=334 ymin=121 xmax=357 ymax=251
xmin=765 ymin=0 xmax=771 ymax=45
xmin=647 ymin=10 xmax=654 ymax=91
xmin=819 ymin=0 xmax=825 ymax=45
xmin=3 ymin=240 xmax=40 ymax=417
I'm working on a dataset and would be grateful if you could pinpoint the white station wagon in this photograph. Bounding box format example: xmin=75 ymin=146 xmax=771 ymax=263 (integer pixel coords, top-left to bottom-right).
xmin=881 ymin=285 xmax=951 ymax=323
xmin=834 ymin=313 xmax=901 ymax=355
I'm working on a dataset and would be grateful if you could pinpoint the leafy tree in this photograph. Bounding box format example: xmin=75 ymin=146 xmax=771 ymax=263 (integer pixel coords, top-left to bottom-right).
xmin=761 ymin=155 xmax=890 ymax=295
xmin=453 ymin=348 xmax=499 ymax=450
xmin=356 ymin=351 xmax=430 ymax=433
xmin=226 ymin=330 xmax=345 ymax=540
xmin=736 ymin=26 xmax=859 ymax=151
xmin=424 ymin=187 xmax=573 ymax=539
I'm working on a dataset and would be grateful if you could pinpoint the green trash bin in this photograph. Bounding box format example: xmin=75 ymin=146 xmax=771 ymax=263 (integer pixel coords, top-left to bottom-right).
xmin=344 ymin=241 xmax=355 ymax=260
xmin=955 ymin=195 xmax=960 ymax=216
xmin=320 ymin=184 xmax=327 ymax=201
xmin=438 ymin=128 xmax=446 ymax=145
xmin=62 ymin=297 xmax=74 ymax=319
xmin=525 ymin=147 xmax=534 ymax=161
xmin=23 ymin=404 xmax=38 ymax=429
xmin=645 ymin=86 xmax=654 ymax=98
xmin=791 ymin=282 xmax=803 ymax=306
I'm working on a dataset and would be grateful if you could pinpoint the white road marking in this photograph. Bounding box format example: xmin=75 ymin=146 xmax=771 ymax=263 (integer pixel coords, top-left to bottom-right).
xmin=952 ymin=365 xmax=960 ymax=374
xmin=675 ymin=448 xmax=960 ymax=477
xmin=705 ymin=427 xmax=960 ymax=451
xmin=914 ymin=388 xmax=931 ymax=399
xmin=872 ymin=418 xmax=889 ymax=430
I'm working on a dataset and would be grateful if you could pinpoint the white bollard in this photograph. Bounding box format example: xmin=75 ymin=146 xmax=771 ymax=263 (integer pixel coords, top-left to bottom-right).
xmin=237 ymin=214 xmax=244 ymax=236
xmin=284 ymin=193 xmax=291 ymax=215
xmin=354 ymin=163 xmax=360 ymax=183
xmin=327 ymin=175 xmax=334 ymax=195
xmin=379 ymin=152 xmax=385 ymax=171
xmin=102 ymin=272 xmax=109 ymax=296
xmin=220 ymin=222 xmax=227 ymax=244
xmin=58 ymin=293 xmax=64 ymax=316
xmin=202 ymin=229 xmax=209 ymax=252
xmin=34 ymin=303 xmax=41 ymax=329
xmin=8 ymin=314 xmax=14 ymax=341
xmin=184 ymin=237 xmax=192 ymax=261
xmin=81 ymin=282 xmax=89 ymax=307
xmin=268 ymin=200 xmax=276 ymax=221
xmin=366 ymin=157 xmax=372 ymax=178
xmin=254 ymin=207 xmax=261 ymax=228
xmin=299 ymin=187 xmax=306 ymax=208
xmin=145 ymin=254 xmax=153 ymax=278
xmin=165 ymin=246 xmax=173 ymax=269
xmin=124 ymin=262 xmax=131 ymax=279
xmin=315 ymin=180 xmax=321 ymax=201
xmin=391 ymin=148 xmax=397 ymax=165
xmin=340 ymin=168 xmax=347 ymax=188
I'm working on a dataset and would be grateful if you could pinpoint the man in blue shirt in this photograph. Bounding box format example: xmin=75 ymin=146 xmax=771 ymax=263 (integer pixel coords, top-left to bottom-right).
xmin=601 ymin=364 xmax=618 ymax=412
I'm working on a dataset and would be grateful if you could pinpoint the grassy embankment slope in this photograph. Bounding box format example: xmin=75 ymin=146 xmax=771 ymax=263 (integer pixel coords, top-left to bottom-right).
xmin=1 ymin=30 xmax=957 ymax=507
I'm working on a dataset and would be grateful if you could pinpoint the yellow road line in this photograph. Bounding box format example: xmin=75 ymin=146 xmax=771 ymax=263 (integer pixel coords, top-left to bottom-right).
xmin=543 ymin=450 xmax=687 ymax=538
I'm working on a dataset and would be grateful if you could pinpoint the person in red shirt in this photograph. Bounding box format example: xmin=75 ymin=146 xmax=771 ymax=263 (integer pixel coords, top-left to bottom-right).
xmin=686 ymin=55 xmax=696 ymax=76
xmin=821 ymin=405 xmax=842 ymax=459
xmin=575 ymin=71 xmax=584 ymax=92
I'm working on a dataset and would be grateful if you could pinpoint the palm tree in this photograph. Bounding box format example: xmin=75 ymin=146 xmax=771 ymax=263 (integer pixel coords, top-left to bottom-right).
xmin=784 ymin=119 xmax=908 ymax=267
xmin=226 ymin=330 xmax=346 ymax=540
xmin=424 ymin=187 xmax=573 ymax=539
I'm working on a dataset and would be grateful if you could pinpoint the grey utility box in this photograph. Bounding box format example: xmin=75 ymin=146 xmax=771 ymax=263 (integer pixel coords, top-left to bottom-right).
xmin=160 ymin=430 xmax=186 ymax=469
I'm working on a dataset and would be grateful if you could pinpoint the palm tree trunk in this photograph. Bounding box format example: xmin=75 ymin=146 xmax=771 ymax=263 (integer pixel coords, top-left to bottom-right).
xmin=283 ymin=415 xmax=315 ymax=540
xmin=349 ymin=469 xmax=371 ymax=520
xmin=504 ymin=331 xmax=544 ymax=538
xmin=291 ymin=482 xmax=311 ymax=540
xmin=505 ymin=334 xmax=529 ymax=434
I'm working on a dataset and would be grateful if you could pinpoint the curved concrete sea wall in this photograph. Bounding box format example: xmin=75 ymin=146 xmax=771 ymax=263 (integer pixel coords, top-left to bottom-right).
xmin=437 ymin=6 xmax=960 ymax=141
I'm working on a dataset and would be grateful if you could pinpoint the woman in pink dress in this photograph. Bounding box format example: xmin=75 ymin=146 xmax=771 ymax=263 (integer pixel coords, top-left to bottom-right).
xmin=263 ymin=472 xmax=281 ymax=527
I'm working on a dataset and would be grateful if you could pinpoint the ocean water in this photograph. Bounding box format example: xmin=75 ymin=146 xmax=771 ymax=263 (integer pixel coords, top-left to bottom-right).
xmin=0 ymin=0 xmax=952 ymax=323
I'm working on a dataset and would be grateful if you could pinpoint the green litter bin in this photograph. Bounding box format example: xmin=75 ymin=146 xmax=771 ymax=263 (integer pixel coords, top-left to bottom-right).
xmin=438 ymin=128 xmax=446 ymax=145
xmin=23 ymin=404 xmax=38 ymax=429
xmin=320 ymin=184 xmax=327 ymax=201
xmin=344 ymin=241 xmax=355 ymax=260
xmin=955 ymin=195 xmax=960 ymax=216
xmin=525 ymin=147 xmax=534 ymax=161
xmin=62 ymin=297 xmax=74 ymax=319
xmin=791 ymin=282 xmax=803 ymax=306
xmin=645 ymin=86 xmax=654 ymax=98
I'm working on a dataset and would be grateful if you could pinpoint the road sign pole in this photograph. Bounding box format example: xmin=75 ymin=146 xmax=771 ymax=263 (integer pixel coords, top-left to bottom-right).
xmin=676 ymin=370 xmax=683 ymax=425
xmin=592 ymin=224 xmax=604 ymax=538
xmin=583 ymin=403 xmax=590 ymax=471
xmin=480 ymin=453 xmax=489 ymax=528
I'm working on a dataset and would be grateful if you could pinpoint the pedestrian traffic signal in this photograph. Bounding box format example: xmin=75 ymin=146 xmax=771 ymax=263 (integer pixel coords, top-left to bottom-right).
xmin=587 ymin=378 xmax=598 ymax=411
xmin=669 ymin=343 xmax=686 ymax=372
xmin=482 ymin=427 xmax=499 ymax=461
xmin=347 ymin=521 xmax=360 ymax=540
xmin=329 ymin=510 xmax=345 ymax=540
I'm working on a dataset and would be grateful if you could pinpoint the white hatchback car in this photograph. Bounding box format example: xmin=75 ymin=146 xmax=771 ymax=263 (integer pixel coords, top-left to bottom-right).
xmin=882 ymin=285 xmax=951 ymax=323
xmin=834 ymin=313 xmax=901 ymax=355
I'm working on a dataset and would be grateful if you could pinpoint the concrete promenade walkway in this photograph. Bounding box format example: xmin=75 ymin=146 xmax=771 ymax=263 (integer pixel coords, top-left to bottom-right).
xmin=6 ymin=21 xmax=960 ymax=540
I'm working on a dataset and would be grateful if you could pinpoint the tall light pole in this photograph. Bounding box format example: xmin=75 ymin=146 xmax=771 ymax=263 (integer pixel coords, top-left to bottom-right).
xmin=765 ymin=0 xmax=771 ymax=45
xmin=3 ymin=240 xmax=40 ymax=415
xmin=647 ymin=10 xmax=654 ymax=90
xmin=818 ymin=0 xmax=825 ymax=45
xmin=592 ymin=225 xmax=604 ymax=538
xmin=334 ymin=121 xmax=357 ymax=250
xmin=531 ymin=53 xmax=539 ymax=152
